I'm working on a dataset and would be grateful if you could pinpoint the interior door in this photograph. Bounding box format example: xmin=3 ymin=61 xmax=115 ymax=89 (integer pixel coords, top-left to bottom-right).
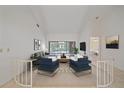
xmin=90 ymin=37 xmax=101 ymax=66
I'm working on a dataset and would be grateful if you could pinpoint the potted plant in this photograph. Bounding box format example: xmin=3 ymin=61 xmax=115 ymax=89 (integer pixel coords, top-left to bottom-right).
xmin=73 ymin=47 xmax=79 ymax=54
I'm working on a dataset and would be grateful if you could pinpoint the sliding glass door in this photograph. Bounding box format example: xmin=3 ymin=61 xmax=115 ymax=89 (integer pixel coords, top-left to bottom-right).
xmin=49 ymin=41 xmax=76 ymax=54
xmin=49 ymin=41 xmax=58 ymax=54
xmin=57 ymin=41 xmax=67 ymax=53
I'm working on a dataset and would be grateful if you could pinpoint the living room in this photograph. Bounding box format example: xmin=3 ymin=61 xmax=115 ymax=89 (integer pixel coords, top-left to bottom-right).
xmin=0 ymin=5 xmax=124 ymax=88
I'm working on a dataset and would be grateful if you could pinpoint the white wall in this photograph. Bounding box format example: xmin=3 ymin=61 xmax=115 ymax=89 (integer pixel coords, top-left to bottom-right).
xmin=100 ymin=6 xmax=124 ymax=70
xmin=0 ymin=6 xmax=46 ymax=86
xmin=79 ymin=6 xmax=124 ymax=71
xmin=78 ymin=21 xmax=91 ymax=56
xmin=0 ymin=8 xmax=3 ymax=49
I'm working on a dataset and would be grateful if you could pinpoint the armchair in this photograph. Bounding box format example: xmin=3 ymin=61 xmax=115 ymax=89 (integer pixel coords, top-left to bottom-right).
xmin=69 ymin=57 xmax=91 ymax=76
xmin=37 ymin=58 xmax=59 ymax=76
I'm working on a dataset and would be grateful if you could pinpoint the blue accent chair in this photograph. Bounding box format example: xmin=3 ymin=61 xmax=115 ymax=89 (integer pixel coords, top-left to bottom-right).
xmin=37 ymin=58 xmax=59 ymax=73
xmin=69 ymin=57 xmax=91 ymax=73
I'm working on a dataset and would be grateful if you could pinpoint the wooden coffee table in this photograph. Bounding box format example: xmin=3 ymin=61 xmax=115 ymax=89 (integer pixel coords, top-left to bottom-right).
xmin=59 ymin=58 xmax=69 ymax=63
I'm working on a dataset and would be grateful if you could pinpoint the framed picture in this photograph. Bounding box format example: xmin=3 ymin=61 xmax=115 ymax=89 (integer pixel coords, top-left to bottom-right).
xmin=34 ymin=39 xmax=41 ymax=50
xmin=106 ymin=35 xmax=119 ymax=49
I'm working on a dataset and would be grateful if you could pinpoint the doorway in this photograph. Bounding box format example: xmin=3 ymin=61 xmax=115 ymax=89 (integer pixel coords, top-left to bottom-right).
xmin=90 ymin=37 xmax=101 ymax=66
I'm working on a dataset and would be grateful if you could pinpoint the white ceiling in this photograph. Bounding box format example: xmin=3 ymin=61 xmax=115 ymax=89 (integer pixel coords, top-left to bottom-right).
xmin=31 ymin=6 xmax=115 ymax=35
xmin=40 ymin=6 xmax=88 ymax=33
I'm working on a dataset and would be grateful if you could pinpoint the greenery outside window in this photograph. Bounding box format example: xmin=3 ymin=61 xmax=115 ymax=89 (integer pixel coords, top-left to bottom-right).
xmin=49 ymin=41 xmax=76 ymax=54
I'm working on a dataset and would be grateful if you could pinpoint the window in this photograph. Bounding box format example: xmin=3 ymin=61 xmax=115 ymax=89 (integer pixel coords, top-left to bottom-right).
xmin=49 ymin=41 xmax=76 ymax=54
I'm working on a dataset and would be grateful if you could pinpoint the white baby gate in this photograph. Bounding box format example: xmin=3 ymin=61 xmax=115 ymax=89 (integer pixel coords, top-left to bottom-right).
xmin=15 ymin=60 xmax=32 ymax=87
xmin=97 ymin=60 xmax=113 ymax=88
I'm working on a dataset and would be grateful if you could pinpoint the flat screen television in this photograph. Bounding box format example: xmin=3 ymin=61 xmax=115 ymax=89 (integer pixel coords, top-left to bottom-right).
xmin=80 ymin=42 xmax=86 ymax=51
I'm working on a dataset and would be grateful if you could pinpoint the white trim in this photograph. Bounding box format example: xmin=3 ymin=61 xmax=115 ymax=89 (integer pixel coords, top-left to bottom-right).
xmin=14 ymin=60 xmax=33 ymax=88
xmin=97 ymin=60 xmax=113 ymax=88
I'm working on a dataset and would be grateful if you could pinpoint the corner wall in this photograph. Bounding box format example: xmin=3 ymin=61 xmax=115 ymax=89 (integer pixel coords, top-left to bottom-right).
xmin=0 ymin=6 xmax=46 ymax=86
xmin=78 ymin=21 xmax=91 ymax=56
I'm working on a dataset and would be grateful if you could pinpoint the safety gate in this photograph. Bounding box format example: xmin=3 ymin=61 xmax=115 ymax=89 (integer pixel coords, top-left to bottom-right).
xmin=97 ymin=60 xmax=113 ymax=88
xmin=15 ymin=60 xmax=32 ymax=87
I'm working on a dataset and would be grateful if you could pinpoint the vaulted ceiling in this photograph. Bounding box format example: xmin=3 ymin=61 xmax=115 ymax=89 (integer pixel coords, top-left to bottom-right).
xmin=31 ymin=5 xmax=115 ymax=36
xmin=40 ymin=6 xmax=88 ymax=34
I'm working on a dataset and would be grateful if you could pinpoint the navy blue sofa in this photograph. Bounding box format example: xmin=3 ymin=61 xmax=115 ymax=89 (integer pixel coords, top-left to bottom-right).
xmin=37 ymin=58 xmax=59 ymax=73
xmin=69 ymin=57 xmax=91 ymax=73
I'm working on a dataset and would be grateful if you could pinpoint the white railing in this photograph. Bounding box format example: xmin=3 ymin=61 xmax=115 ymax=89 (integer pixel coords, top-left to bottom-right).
xmin=15 ymin=60 xmax=32 ymax=88
xmin=97 ymin=60 xmax=113 ymax=88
